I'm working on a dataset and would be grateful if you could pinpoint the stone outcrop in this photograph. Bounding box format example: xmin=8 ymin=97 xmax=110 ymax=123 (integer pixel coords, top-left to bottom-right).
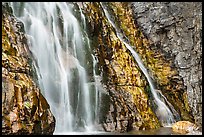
xmin=131 ymin=2 xmax=202 ymax=129
xmin=2 ymin=3 xmax=55 ymax=135
xmin=172 ymin=121 xmax=199 ymax=134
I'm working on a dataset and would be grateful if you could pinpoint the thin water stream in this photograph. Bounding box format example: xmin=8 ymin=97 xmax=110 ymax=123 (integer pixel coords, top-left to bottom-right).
xmin=100 ymin=2 xmax=180 ymax=127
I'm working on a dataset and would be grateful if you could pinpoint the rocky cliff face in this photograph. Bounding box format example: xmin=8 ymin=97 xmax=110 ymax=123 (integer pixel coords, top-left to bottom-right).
xmin=3 ymin=2 xmax=201 ymax=134
xmin=81 ymin=2 xmax=161 ymax=132
xmin=131 ymin=2 xmax=202 ymax=129
xmin=80 ymin=2 xmax=195 ymax=132
xmin=2 ymin=3 xmax=55 ymax=135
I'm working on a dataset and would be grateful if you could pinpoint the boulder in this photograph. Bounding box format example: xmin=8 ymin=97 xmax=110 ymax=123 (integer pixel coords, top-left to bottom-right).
xmin=172 ymin=121 xmax=199 ymax=134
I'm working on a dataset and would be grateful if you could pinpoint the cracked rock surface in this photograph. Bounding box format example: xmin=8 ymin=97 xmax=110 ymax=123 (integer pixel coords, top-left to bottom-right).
xmin=131 ymin=2 xmax=202 ymax=129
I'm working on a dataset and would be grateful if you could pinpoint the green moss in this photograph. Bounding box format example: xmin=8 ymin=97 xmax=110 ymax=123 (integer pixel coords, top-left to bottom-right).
xmin=23 ymin=101 xmax=31 ymax=109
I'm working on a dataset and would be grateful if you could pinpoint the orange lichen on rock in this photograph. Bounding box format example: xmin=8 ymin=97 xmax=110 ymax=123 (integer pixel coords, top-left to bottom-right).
xmin=81 ymin=2 xmax=161 ymax=131
xmin=2 ymin=6 xmax=55 ymax=134
xmin=107 ymin=2 xmax=193 ymax=122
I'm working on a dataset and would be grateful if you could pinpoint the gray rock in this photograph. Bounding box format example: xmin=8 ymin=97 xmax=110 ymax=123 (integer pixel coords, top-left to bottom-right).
xmin=131 ymin=2 xmax=202 ymax=128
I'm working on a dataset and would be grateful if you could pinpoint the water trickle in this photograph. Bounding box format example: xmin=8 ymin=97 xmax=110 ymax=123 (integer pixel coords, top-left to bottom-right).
xmin=100 ymin=2 xmax=180 ymax=127
xmin=10 ymin=2 xmax=100 ymax=133
xmin=91 ymin=54 xmax=101 ymax=124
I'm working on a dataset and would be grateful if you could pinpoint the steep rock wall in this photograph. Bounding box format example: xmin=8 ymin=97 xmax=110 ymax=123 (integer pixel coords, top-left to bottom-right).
xmin=104 ymin=2 xmax=194 ymax=122
xmin=80 ymin=2 xmax=194 ymax=132
xmin=80 ymin=2 xmax=161 ymax=132
xmin=2 ymin=3 xmax=55 ymax=135
xmin=131 ymin=2 xmax=202 ymax=129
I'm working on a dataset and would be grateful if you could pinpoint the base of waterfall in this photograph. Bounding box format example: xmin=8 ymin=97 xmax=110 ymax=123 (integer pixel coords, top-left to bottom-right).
xmin=53 ymin=123 xmax=106 ymax=135
xmin=54 ymin=131 xmax=107 ymax=135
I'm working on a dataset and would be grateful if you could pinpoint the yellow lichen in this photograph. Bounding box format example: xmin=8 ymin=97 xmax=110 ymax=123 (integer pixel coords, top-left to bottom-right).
xmin=2 ymin=12 xmax=54 ymax=134
xmin=106 ymin=2 xmax=193 ymax=122
xmin=82 ymin=2 xmax=161 ymax=129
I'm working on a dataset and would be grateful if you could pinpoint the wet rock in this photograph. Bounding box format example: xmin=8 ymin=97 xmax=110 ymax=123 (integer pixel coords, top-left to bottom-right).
xmin=101 ymin=2 xmax=196 ymax=126
xmin=81 ymin=2 xmax=160 ymax=132
xmin=2 ymin=3 xmax=55 ymax=135
xmin=131 ymin=2 xmax=201 ymax=128
xmin=172 ymin=121 xmax=199 ymax=134
xmin=103 ymin=122 xmax=116 ymax=132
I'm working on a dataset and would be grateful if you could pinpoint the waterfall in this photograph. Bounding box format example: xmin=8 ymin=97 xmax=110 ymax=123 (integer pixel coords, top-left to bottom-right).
xmin=79 ymin=5 xmax=102 ymax=127
xmin=91 ymin=54 xmax=101 ymax=124
xmin=100 ymin=3 xmax=180 ymax=127
xmin=8 ymin=1 xmax=182 ymax=134
xmin=10 ymin=2 xmax=100 ymax=134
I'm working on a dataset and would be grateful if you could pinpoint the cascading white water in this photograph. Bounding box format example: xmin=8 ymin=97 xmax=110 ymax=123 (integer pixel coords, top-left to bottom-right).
xmin=10 ymin=2 xmax=100 ymax=134
xmin=8 ymin=1 xmax=182 ymax=134
xmin=91 ymin=54 xmax=101 ymax=124
xmin=79 ymin=5 xmax=102 ymax=127
xmin=100 ymin=2 xmax=180 ymax=127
